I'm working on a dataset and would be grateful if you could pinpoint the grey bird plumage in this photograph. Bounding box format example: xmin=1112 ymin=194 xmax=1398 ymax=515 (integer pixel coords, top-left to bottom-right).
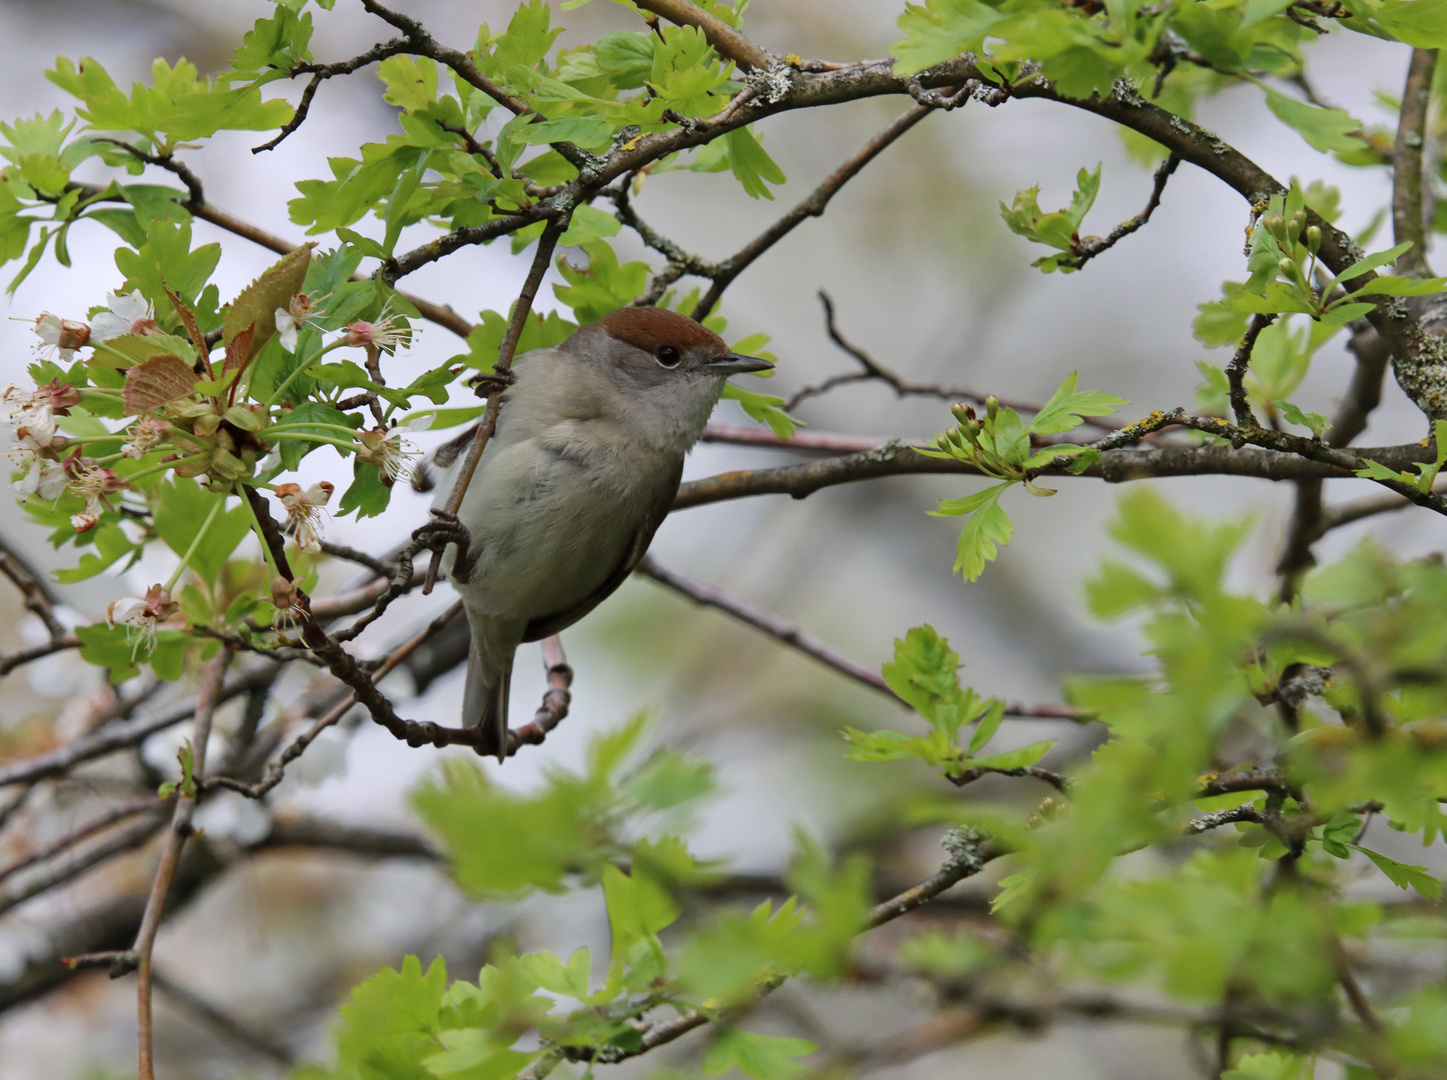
xmin=442 ymin=307 xmax=773 ymax=759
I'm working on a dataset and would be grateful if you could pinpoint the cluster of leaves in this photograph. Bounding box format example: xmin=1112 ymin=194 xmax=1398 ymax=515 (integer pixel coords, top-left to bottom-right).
xmin=297 ymin=718 xmax=869 ymax=1080
xmin=891 ymin=0 xmax=1440 ymax=163
xmin=998 ymin=162 xmax=1101 ymax=273
xmin=844 ymin=625 xmax=1055 ymax=775
xmin=919 ymin=374 xmax=1127 ymax=580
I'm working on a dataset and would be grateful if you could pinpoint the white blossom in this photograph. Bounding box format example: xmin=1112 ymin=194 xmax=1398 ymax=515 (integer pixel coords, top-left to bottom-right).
xmin=31 ymin=313 xmax=90 ymax=359
xmin=90 ymin=291 xmax=157 ymax=341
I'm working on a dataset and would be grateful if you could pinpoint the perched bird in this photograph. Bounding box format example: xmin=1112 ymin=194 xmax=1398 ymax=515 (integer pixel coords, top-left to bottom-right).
xmin=444 ymin=306 xmax=773 ymax=759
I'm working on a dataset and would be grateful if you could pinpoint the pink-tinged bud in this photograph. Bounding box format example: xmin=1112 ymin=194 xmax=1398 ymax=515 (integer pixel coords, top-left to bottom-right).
xmin=343 ymin=314 xmax=415 ymax=352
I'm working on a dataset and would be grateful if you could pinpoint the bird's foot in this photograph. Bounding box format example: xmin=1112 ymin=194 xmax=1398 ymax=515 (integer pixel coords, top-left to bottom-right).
xmin=409 ymin=509 xmax=474 ymax=583
xmin=467 ymin=368 xmax=516 ymax=400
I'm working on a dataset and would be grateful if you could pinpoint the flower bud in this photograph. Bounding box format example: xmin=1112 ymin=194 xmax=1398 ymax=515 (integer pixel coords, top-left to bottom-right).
xmin=985 ymin=395 xmax=999 ymax=422
xmin=1305 ymin=225 xmax=1321 ymax=255
xmin=1277 ymin=257 xmax=1297 ymax=277
xmin=951 ymin=402 xmax=970 ymax=423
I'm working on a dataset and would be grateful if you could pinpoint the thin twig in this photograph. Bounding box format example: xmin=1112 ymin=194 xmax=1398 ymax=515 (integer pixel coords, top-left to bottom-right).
xmin=253 ymin=38 xmax=413 ymax=154
xmin=692 ymin=104 xmax=934 ymax=320
xmin=0 ymin=796 xmax=161 ymax=886
xmin=1393 ymin=48 xmax=1437 ymax=278
xmin=208 ymin=602 xmax=465 ymax=798
xmin=96 ymin=138 xmax=204 ymax=205
xmin=635 ymin=554 xmax=898 ymax=697
xmin=423 ymin=213 xmax=569 ymax=592
xmin=1059 ymin=153 xmax=1180 ymax=271
xmin=1226 ymin=313 xmax=1277 ymax=429
xmin=788 ymin=293 xmax=1119 ymax=427
xmin=133 ymin=653 xmax=230 ymax=1080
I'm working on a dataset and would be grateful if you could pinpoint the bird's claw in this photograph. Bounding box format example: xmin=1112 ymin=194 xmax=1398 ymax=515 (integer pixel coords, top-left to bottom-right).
xmin=467 ymin=368 xmax=516 ymax=400
xmin=410 ymin=509 xmax=474 ymax=590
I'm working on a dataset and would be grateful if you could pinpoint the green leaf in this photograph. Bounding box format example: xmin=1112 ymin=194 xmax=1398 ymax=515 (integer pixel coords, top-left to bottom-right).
xmin=334 ymin=955 xmax=448 ymax=1079
xmin=882 ymin=625 xmax=971 ymax=737
xmin=515 ymin=948 xmax=591 ymax=1000
xmin=337 ymin=458 xmax=393 ymax=519
xmin=725 ymin=126 xmax=786 ymax=200
xmin=952 ymin=484 xmax=1014 ymax=581
xmin=518 ymin=115 xmax=613 ymax=150
xmin=1028 ymin=371 xmax=1129 ymax=434
xmin=1275 ymin=400 xmax=1330 ymax=438
xmin=721 ymin=383 xmax=796 ymax=438
xmin=1375 ymin=0 xmax=1447 ymax=46
xmin=892 ymin=0 xmax=1008 ymax=76
xmin=966 ymin=740 xmax=1057 ymax=770
xmin=152 ymin=479 xmax=252 ymax=583
xmin=1223 ymin=1051 xmax=1307 ymax=1080
xmin=1354 ymin=274 xmax=1446 ymax=297
xmin=603 ymin=864 xmax=680 ymax=955
xmin=702 ymin=1028 xmax=817 ymax=1080
xmin=1359 ymin=847 xmax=1444 ymax=900
xmin=378 ymin=54 xmax=437 ymax=112
xmin=1262 ymin=87 xmax=1365 ymax=154
xmin=1329 ymin=241 xmax=1414 ymax=286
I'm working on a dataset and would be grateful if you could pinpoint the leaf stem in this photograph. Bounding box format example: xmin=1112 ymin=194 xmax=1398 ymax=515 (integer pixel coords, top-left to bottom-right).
xmin=163 ymin=495 xmax=225 ymax=592
xmin=265 ymin=338 xmax=348 ymax=407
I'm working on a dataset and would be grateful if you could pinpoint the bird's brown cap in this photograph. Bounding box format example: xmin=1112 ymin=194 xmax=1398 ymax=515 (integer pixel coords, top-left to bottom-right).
xmin=595 ymin=306 xmax=726 ymax=355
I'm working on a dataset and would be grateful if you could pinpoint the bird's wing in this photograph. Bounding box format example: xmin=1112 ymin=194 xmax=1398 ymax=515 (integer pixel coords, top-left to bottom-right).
xmin=521 ymin=461 xmax=682 ymax=643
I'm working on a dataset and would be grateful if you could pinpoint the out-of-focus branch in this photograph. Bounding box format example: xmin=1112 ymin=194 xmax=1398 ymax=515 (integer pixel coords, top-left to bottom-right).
xmin=636 ymin=554 xmax=899 ymax=698
xmin=0 ymin=663 xmax=279 ymax=791
xmin=0 ymin=796 xmax=160 ymax=886
xmin=0 ymin=813 xmax=167 ymax=917
xmin=0 ymin=534 xmax=65 ymax=639
xmin=1275 ymin=326 xmax=1393 ymax=590
xmin=151 ymin=971 xmax=295 ymax=1068
xmin=1393 ymin=48 xmax=1437 ymax=278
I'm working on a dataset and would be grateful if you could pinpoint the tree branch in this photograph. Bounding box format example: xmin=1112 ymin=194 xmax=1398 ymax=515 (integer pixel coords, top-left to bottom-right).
xmin=671 ymin=439 xmax=1436 ymax=512
xmin=1393 ymin=48 xmax=1437 ymax=278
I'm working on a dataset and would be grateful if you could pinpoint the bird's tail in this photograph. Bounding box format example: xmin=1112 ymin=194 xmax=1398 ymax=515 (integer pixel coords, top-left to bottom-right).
xmin=463 ymin=612 xmax=525 ymax=761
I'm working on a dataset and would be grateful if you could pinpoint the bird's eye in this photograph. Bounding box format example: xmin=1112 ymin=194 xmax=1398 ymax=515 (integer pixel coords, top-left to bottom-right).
xmin=656 ymin=346 xmax=681 ymax=368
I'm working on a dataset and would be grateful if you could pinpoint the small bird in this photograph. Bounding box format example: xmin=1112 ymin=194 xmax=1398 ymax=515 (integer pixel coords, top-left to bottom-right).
xmin=444 ymin=306 xmax=773 ymax=760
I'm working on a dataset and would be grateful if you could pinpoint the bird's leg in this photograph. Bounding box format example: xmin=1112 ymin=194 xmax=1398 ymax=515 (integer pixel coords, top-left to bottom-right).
xmin=408 ymin=509 xmax=474 ymax=594
xmin=467 ymin=368 xmax=516 ymax=399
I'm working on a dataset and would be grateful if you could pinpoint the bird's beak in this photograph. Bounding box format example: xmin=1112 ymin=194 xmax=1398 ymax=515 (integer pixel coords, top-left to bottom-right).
xmin=708 ymin=352 xmax=774 ymax=375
